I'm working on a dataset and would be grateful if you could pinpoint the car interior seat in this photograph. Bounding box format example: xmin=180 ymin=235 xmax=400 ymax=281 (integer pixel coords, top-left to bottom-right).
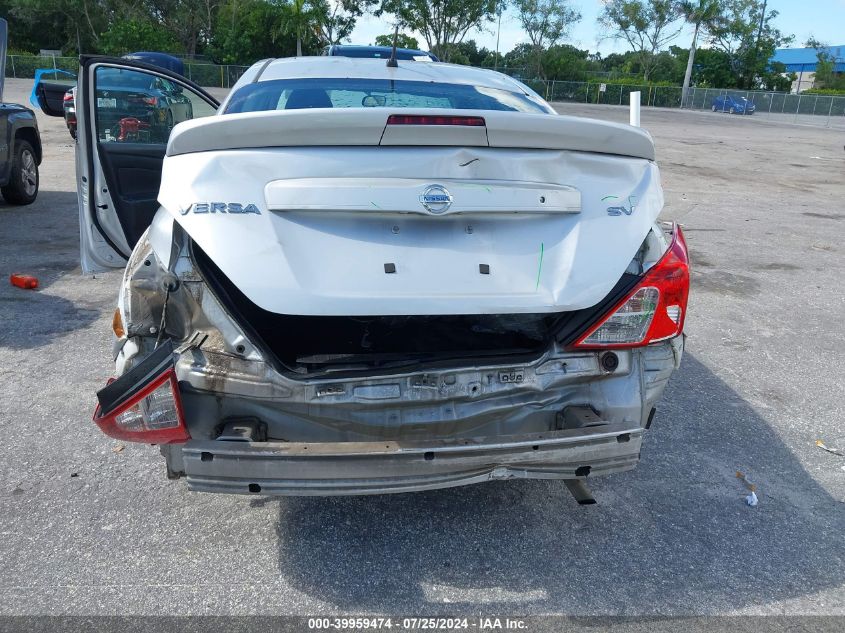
xmin=284 ymin=88 xmax=333 ymax=109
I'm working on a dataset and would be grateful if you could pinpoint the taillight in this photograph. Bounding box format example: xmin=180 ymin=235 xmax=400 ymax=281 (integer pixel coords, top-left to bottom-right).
xmin=93 ymin=342 xmax=189 ymax=444
xmin=129 ymin=95 xmax=158 ymax=106
xmin=63 ymin=92 xmax=73 ymax=102
xmin=573 ymin=224 xmax=689 ymax=349
xmin=386 ymin=114 xmax=486 ymax=126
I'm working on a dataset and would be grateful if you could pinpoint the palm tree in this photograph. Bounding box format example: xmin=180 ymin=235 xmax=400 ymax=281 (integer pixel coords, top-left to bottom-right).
xmin=678 ymin=0 xmax=722 ymax=106
xmin=283 ymin=0 xmax=312 ymax=56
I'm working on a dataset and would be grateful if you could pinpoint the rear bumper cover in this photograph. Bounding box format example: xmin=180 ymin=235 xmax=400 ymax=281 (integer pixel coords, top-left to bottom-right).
xmin=180 ymin=421 xmax=643 ymax=496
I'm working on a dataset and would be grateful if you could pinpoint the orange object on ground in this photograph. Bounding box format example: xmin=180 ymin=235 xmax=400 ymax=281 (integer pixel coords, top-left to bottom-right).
xmin=10 ymin=274 xmax=38 ymax=289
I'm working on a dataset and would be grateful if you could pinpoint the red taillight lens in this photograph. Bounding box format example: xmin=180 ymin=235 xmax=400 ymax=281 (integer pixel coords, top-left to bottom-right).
xmin=63 ymin=92 xmax=73 ymax=102
xmin=386 ymin=114 xmax=486 ymax=126
xmin=93 ymin=367 xmax=189 ymax=444
xmin=128 ymin=95 xmax=158 ymax=106
xmin=573 ymin=224 xmax=689 ymax=349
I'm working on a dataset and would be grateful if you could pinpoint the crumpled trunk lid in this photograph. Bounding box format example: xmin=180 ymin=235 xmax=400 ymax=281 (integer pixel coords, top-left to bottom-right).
xmin=160 ymin=145 xmax=662 ymax=317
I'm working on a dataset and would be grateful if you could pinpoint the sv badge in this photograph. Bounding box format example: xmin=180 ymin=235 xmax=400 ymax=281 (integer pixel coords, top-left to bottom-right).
xmin=605 ymin=195 xmax=637 ymax=216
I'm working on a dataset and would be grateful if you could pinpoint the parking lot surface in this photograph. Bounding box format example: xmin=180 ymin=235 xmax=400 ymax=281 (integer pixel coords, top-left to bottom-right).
xmin=1 ymin=78 xmax=843 ymax=616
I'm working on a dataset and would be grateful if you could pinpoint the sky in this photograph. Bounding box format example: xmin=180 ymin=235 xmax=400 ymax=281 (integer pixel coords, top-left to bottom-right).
xmin=350 ymin=0 xmax=845 ymax=58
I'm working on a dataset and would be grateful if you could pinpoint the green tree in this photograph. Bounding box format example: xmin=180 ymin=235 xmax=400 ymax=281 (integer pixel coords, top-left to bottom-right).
xmin=144 ymin=0 xmax=220 ymax=57
xmin=374 ymin=33 xmax=420 ymax=49
xmin=98 ymin=19 xmax=181 ymax=55
xmin=758 ymin=60 xmax=793 ymax=92
xmin=312 ymin=0 xmax=373 ymax=46
xmin=641 ymin=47 xmax=685 ymax=82
xmin=281 ymin=0 xmax=317 ymax=56
xmin=805 ymin=38 xmax=845 ymax=91
xmin=678 ymin=0 xmax=722 ymax=104
xmin=441 ymin=39 xmax=494 ymax=65
xmin=210 ymin=0 xmax=294 ymax=63
xmin=540 ymin=44 xmax=595 ymax=81
xmin=502 ymin=42 xmax=533 ymax=72
xmin=704 ymin=0 xmax=793 ymax=89
xmin=688 ymin=46 xmax=735 ymax=86
xmin=5 ymin=0 xmax=110 ymax=53
xmin=378 ymin=0 xmax=498 ymax=62
xmin=513 ymin=0 xmax=581 ymax=78
xmin=598 ymin=0 xmax=682 ymax=81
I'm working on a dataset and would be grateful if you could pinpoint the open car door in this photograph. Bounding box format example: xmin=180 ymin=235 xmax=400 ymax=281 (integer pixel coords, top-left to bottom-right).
xmin=77 ymin=56 xmax=219 ymax=272
xmin=34 ymin=80 xmax=72 ymax=117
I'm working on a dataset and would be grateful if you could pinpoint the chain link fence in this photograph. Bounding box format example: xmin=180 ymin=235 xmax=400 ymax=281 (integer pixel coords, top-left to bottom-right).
xmin=6 ymin=54 xmax=845 ymax=128
xmin=4 ymin=55 xmax=250 ymax=89
xmin=684 ymin=86 xmax=845 ymax=128
xmin=531 ymin=80 xmax=684 ymax=108
xmin=530 ymin=79 xmax=845 ymax=129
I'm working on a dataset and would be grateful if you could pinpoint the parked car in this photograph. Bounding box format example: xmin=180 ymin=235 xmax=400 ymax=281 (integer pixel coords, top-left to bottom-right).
xmin=711 ymin=95 xmax=756 ymax=114
xmin=37 ymin=52 xmax=186 ymax=140
xmin=41 ymin=55 xmax=689 ymax=500
xmin=63 ymin=88 xmax=76 ymax=138
xmin=0 ymin=102 xmax=41 ymax=204
xmin=323 ymin=44 xmax=439 ymax=62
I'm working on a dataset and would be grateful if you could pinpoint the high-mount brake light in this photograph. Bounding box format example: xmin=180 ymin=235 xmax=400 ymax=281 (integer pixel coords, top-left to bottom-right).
xmin=386 ymin=114 xmax=486 ymax=127
xmin=573 ymin=224 xmax=689 ymax=349
xmin=92 ymin=342 xmax=189 ymax=444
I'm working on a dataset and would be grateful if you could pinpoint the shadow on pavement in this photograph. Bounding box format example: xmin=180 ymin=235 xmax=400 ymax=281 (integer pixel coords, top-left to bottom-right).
xmin=271 ymin=353 xmax=844 ymax=614
xmin=0 ymin=190 xmax=102 ymax=349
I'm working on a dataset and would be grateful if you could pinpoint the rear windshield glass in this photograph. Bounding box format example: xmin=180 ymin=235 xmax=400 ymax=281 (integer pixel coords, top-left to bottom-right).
xmin=224 ymin=78 xmax=550 ymax=114
xmin=97 ymin=68 xmax=154 ymax=89
xmin=332 ymin=49 xmax=429 ymax=60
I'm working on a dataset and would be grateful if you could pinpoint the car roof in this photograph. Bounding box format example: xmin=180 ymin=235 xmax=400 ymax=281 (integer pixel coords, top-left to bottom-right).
xmin=255 ymin=57 xmax=531 ymax=95
xmin=121 ymin=51 xmax=184 ymax=75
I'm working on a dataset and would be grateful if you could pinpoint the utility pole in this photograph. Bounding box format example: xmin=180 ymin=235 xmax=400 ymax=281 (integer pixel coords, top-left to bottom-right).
xmin=751 ymin=0 xmax=768 ymax=89
xmin=494 ymin=2 xmax=503 ymax=71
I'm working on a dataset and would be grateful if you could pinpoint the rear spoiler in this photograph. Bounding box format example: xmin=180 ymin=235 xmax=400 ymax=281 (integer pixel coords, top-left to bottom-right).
xmin=166 ymin=108 xmax=655 ymax=161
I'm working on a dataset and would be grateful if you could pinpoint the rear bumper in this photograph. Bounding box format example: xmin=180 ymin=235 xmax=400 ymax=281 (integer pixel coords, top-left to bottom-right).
xmin=179 ymin=421 xmax=643 ymax=496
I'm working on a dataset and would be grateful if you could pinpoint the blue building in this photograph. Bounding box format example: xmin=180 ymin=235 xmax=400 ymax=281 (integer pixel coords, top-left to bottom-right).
xmin=771 ymin=45 xmax=845 ymax=92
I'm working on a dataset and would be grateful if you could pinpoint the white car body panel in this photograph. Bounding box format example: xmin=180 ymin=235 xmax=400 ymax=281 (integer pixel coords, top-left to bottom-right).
xmin=159 ymin=145 xmax=662 ymax=316
xmin=69 ymin=56 xmax=690 ymax=496
xmin=166 ymin=107 xmax=655 ymax=160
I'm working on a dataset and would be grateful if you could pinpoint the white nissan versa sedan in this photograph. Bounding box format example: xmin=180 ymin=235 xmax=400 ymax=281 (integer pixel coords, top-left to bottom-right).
xmin=44 ymin=55 xmax=689 ymax=500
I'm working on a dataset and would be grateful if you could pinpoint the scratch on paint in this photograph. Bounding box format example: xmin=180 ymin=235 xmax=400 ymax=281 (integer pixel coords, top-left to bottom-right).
xmin=601 ymin=195 xmax=619 ymax=201
xmin=535 ymin=242 xmax=544 ymax=291
xmin=371 ymin=201 xmax=381 ymax=209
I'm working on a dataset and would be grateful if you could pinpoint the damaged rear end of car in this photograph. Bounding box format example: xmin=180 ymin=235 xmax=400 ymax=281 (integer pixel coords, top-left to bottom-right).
xmin=93 ymin=61 xmax=688 ymax=498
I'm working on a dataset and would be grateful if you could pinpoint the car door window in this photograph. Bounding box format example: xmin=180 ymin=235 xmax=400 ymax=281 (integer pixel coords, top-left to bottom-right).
xmin=94 ymin=66 xmax=216 ymax=144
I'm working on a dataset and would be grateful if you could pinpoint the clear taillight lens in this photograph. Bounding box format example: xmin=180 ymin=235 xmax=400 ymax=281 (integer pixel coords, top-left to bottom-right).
xmin=580 ymin=286 xmax=659 ymax=346
xmin=94 ymin=366 xmax=189 ymax=444
xmin=573 ymin=224 xmax=690 ymax=349
xmin=113 ymin=377 xmax=181 ymax=432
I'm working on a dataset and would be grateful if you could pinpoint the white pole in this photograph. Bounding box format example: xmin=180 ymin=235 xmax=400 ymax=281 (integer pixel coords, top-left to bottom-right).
xmin=630 ymin=91 xmax=641 ymax=127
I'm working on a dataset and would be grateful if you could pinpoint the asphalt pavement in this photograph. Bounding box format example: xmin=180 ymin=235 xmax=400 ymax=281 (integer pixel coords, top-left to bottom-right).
xmin=0 ymin=78 xmax=843 ymax=617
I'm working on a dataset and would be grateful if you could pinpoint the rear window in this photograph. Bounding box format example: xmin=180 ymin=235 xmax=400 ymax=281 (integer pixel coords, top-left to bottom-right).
xmin=332 ymin=48 xmax=429 ymax=60
xmin=97 ymin=68 xmax=155 ymax=90
xmin=224 ymin=78 xmax=551 ymax=114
